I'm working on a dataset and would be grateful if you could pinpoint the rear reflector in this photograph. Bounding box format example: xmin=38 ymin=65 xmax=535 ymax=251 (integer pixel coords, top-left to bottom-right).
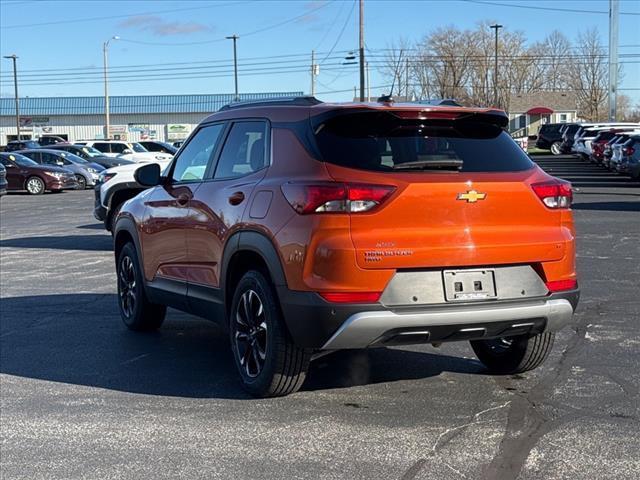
xmin=282 ymin=182 xmax=395 ymax=214
xmin=546 ymin=279 xmax=578 ymax=292
xmin=531 ymin=180 xmax=573 ymax=209
xmin=319 ymin=291 xmax=382 ymax=303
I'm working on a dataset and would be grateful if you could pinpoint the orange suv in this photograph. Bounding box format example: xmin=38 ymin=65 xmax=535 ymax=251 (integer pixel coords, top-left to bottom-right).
xmin=113 ymin=97 xmax=579 ymax=397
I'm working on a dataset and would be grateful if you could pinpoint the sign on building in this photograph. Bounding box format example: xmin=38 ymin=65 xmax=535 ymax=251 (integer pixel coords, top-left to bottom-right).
xmin=167 ymin=124 xmax=191 ymax=140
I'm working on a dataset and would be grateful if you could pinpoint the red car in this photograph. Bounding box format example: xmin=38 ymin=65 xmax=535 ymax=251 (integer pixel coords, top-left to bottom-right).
xmin=0 ymin=152 xmax=78 ymax=194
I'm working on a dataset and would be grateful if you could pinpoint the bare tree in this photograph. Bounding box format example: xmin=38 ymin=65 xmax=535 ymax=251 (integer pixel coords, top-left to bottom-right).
xmin=569 ymin=28 xmax=608 ymax=121
xmin=379 ymin=38 xmax=414 ymax=99
xmin=537 ymin=30 xmax=573 ymax=90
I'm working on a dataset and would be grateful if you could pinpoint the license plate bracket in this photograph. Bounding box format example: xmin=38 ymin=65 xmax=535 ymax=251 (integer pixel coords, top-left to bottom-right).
xmin=443 ymin=269 xmax=497 ymax=302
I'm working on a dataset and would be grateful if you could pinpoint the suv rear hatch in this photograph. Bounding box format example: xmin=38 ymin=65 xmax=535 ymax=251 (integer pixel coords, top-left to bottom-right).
xmin=312 ymin=108 xmax=570 ymax=270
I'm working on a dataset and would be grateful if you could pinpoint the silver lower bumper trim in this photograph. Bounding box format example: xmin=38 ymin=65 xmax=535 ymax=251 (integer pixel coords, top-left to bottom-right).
xmin=321 ymin=299 xmax=574 ymax=350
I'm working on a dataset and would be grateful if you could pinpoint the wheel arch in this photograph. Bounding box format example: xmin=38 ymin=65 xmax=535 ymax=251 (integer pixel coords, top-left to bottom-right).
xmin=113 ymin=217 xmax=145 ymax=281
xmin=221 ymin=230 xmax=288 ymax=317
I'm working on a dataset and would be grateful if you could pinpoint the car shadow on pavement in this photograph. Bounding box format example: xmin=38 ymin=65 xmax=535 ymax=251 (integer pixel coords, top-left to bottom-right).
xmin=0 ymin=234 xmax=112 ymax=251
xmin=76 ymin=223 xmax=106 ymax=230
xmin=0 ymin=294 xmax=484 ymax=399
xmin=572 ymin=201 xmax=640 ymax=212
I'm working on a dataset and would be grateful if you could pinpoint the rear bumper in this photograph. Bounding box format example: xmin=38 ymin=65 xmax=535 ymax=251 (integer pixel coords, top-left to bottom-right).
xmin=278 ymin=288 xmax=579 ymax=349
xmin=321 ymin=297 xmax=575 ymax=349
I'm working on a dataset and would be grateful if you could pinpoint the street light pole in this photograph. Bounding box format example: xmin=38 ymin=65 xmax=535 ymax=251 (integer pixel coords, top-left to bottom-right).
xmin=103 ymin=36 xmax=119 ymax=140
xmin=3 ymin=54 xmax=20 ymax=140
xmin=358 ymin=0 xmax=365 ymax=102
xmin=608 ymin=0 xmax=619 ymax=121
xmin=490 ymin=24 xmax=503 ymax=107
xmin=226 ymin=35 xmax=240 ymax=101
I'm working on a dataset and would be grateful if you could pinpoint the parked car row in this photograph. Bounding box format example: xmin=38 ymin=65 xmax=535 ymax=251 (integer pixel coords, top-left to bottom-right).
xmin=537 ymin=120 xmax=640 ymax=180
xmin=0 ymin=152 xmax=78 ymax=194
xmin=0 ymin=139 xmax=178 ymax=196
xmin=586 ymin=130 xmax=640 ymax=179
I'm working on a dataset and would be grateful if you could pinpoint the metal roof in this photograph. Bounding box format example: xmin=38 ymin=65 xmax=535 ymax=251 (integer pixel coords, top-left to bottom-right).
xmin=0 ymin=92 xmax=303 ymax=116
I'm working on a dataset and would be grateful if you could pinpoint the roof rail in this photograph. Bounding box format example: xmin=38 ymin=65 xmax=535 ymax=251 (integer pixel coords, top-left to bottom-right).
xmin=219 ymin=96 xmax=323 ymax=111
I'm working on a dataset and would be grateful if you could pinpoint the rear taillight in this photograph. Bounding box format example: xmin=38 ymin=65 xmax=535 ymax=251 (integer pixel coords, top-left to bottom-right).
xmin=319 ymin=291 xmax=381 ymax=303
xmin=281 ymin=182 xmax=396 ymax=214
xmin=531 ymin=180 xmax=572 ymax=209
xmin=546 ymin=279 xmax=578 ymax=292
xmin=623 ymin=146 xmax=635 ymax=156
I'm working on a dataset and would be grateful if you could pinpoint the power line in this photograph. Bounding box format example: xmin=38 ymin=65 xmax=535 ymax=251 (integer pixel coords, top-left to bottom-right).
xmin=0 ymin=66 xmax=356 ymax=88
xmin=459 ymin=0 xmax=640 ymax=16
xmin=320 ymin=0 xmax=357 ymax=65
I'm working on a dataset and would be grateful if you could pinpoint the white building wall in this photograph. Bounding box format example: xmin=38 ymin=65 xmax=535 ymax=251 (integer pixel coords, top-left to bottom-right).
xmin=0 ymin=112 xmax=210 ymax=144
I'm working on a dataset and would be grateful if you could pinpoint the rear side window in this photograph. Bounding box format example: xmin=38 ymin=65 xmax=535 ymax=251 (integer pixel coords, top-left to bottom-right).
xmin=214 ymin=121 xmax=268 ymax=179
xmin=93 ymin=143 xmax=111 ymax=153
xmin=111 ymin=143 xmax=128 ymax=154
xmin=314 ymin=112 xmax=534 ymax=173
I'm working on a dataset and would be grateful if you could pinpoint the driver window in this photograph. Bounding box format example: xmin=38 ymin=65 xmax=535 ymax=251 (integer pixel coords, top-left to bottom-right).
xmin=171 ymin=124 xmax=224 ymax=183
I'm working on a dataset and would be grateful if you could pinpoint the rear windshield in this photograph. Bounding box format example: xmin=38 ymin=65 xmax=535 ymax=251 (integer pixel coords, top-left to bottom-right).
xmin=314 ymin=111 xmax=534 ymax=173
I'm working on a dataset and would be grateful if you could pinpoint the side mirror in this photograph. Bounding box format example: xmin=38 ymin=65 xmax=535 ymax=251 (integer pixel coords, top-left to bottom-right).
xmin=5 ymin=162 xmax=16 ymax=168
xmin=134 ymin=163 xmax=161 ymax=187
xmin=56 ymin=160 xmax=65 ymax=166
xmin=122 ymin=148 xmax=133 ymax=154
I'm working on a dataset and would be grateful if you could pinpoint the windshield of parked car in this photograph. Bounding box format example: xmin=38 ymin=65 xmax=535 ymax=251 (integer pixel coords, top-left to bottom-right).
xmin=57 ymin=151 xmax=88 ymax=164
xmin=314 ymin=111 xmax=534 ymax=173
xmin=131 ymin=143 xmax=148 ymax=153
xmin=79 ymin=146 xmax=103 ymax=157
xmin=2 ymin=153 xmax=38 ymax=167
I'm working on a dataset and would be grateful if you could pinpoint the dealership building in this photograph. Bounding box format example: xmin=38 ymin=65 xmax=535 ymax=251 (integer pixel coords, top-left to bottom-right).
xmin=0 ymin=92 xmax=303 ymax=145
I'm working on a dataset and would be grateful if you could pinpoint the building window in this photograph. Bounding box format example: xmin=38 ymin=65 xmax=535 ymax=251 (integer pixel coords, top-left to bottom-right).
xmin=559 ymin=113 xmax=567 ymax=123
xmin=518 ymin=115 xmax=527 ymax=129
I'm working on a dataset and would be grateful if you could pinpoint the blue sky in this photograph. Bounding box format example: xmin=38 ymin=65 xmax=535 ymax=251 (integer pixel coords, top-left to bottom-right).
xmin=1 ymin=0 xmax=639 ymax=103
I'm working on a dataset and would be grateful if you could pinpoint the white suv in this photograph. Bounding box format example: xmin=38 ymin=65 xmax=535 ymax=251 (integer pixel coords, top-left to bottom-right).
xmin=94 ymin=158 xmax=172 ymax=232
xmin=77 ymin=140 xmax=173 ymax=163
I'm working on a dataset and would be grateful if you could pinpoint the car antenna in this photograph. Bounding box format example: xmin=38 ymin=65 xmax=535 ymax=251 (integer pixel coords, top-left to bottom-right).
xmin=377 ymin=49 xmax=404 ymax=104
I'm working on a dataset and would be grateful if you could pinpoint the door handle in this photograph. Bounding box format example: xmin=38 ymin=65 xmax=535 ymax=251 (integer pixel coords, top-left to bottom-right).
xmin=176 ymin=193 xmax=190 ymax=207
xmin=228 ymin=191 xmax=245 ymax=206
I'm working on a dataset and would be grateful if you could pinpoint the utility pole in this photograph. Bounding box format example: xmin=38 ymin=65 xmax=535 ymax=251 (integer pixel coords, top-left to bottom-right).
xmin=358 ymin=0 xmax=365 ymax=101
xmin=490 ymin=24 xmax=502 ymax=107
xmin=103 ymin=36 xmax=119 ymax=140
xmin=311 ymin=50 xmax=319 ymax=96
xmin=3 ymin=54 xmax=20 ymax=140
xmin=366 ymin=61 xmax=370 ymax=100
xmin=226 ymin=35 xmax=240 ymax=101
xmin=608 ymin=0 xmax=619 ymax=121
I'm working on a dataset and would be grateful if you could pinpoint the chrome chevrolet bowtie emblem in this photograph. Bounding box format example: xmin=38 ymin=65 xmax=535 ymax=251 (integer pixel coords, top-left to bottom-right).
xmin=457 ymin=190 xmax=487 ymax=203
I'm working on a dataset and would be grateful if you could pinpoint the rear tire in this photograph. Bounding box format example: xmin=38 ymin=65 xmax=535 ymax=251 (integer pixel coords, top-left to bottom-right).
xmin=229 ymin=270 xmax=311 ymax=397
xmin=75 ymin=174 xmax=87 ymax=190
xmin=116 ymin=242 xmax=166 ymax=331
xmin=550 ymin=142 xmax=562 ymax=155
xmin=471 ymin=332 xmax=554 ymax=374
xmin=108 ymin=202 xmax=123 ymax=234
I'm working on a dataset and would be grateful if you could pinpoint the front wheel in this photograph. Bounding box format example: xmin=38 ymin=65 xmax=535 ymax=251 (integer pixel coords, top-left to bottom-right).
xmin=229 ymin=270 xmax=311 ymax=397
xmin=550 ymin=142 xmax=562 ymax=155
xmin=116 ymin=242 xmax=166 ymax=331
xmin=470 ymin=332 xmax=554 ymax=374
xmin=25 ymin=176 xmax=45 ymax=195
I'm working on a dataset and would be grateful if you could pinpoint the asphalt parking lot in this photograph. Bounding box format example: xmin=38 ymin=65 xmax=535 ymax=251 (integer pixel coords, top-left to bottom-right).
xmin=1 ymin=155 xmax=639 ymax=480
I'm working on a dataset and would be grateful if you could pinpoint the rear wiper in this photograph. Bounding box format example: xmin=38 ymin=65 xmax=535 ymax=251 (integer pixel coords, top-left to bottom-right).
xmin=392 ymin=159 xmax=463 ymax=171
